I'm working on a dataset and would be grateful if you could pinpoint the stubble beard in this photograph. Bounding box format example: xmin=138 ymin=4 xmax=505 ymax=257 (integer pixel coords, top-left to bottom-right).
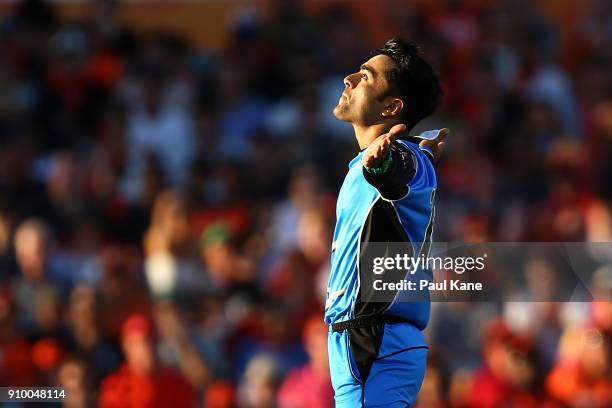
xmin=333 ymin=99 xmax=351 ymax=122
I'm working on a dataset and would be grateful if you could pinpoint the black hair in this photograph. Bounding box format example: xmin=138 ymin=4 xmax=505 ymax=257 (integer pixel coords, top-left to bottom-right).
xmin=374 ymin=38 xmax=443 ymax=131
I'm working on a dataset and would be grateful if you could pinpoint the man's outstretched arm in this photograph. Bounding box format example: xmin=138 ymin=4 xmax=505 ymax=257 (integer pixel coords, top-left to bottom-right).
xmin=362 ymin=125 xmax=448 ymax=200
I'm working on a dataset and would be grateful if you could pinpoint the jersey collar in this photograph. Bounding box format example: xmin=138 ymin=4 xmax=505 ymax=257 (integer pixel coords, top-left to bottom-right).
xmin=349 ymin=150 xmax=365 ymax=168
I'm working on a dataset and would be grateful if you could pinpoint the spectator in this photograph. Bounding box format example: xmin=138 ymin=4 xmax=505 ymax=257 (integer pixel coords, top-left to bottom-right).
xmin=546 ymin=326 xmax=612 ymax=407
xmin=98 ymin=314 xmax=195 ymax=408
xmin=468 ymin=320 xmax=559 ymax=408
xmin=277 ymin=315 xmax=333 ymax=408
xmin=238 ymin=354 xmax=280 ymax=408
xmin=57 ymin=355 xmax=95 ymax=408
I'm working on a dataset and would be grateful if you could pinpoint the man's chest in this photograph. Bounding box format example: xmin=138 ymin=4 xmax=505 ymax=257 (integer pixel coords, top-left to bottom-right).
xmin=335 ymin=166 xmax=379 ymax=232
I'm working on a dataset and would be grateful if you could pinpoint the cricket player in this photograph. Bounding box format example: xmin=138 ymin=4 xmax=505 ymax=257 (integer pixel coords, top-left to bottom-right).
xmin=325 ymin=38 xmax=447 ymax=407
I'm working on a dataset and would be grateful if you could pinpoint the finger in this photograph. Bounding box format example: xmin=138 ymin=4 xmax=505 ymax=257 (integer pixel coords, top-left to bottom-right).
xmin=387 ymin=124 xmax=406 ymax=142
xmin=386 ymin=132 xmax=397 ymax=148
xmin=436 ymin=128 xmax=449 ymax=142
xmin=419 ymin=139 xmax=431 ymax=149
xmin=382 ymin=135 xmax=392 ymax=149
xmin=437 ymin=141 xmax=445 ymax=155
xmin=377 ymin=139 xmax=391 ymax=159
xmin=389 ymin=123 xmax=407 ymax=135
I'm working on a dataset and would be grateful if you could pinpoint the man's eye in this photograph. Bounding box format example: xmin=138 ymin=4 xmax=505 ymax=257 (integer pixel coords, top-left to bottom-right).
xmin=361 ymin=73 xmax=368 ymax=80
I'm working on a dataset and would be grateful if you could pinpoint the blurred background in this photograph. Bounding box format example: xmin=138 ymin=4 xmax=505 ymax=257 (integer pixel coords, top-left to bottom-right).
xmin=0 ymin=0 xmax=611 ymax=407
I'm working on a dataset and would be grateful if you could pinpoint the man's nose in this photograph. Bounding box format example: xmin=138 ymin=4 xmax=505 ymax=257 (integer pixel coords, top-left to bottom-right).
xmin=343 ymin=72 xmax=359 ymax=89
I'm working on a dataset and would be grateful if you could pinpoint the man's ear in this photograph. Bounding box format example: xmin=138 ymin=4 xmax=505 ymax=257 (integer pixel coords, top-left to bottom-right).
xmin=382 ymin=98 xmax=404 ymax=118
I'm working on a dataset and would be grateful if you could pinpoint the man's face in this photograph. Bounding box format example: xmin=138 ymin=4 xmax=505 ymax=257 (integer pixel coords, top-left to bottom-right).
xmin=333 ymin=54 xmax=398 ymax=126
xmin=123 ymin=333 xmax=155 ymax=375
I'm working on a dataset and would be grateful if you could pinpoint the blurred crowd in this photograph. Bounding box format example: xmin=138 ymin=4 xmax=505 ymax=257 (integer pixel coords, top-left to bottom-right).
xmin=0 ymin=0 xmax=611 ymax=407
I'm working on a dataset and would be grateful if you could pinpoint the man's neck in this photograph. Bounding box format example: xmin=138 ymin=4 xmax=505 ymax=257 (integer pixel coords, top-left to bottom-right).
xmin=354 ymin=122 xmax=395 ymax=150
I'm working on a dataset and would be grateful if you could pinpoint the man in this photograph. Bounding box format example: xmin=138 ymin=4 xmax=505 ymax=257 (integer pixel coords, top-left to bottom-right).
xmin=277 ymin=315 xmax=334 ymax=408
xmin=325 ymin=38 xmax=447 ymax=407
xmin=98 ymin=314 xmax=195 ymax=408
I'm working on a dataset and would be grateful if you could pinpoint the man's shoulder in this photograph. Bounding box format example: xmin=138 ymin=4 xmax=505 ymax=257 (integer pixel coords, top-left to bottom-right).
xmin=395 ymin=139 xmax=432 ymax=161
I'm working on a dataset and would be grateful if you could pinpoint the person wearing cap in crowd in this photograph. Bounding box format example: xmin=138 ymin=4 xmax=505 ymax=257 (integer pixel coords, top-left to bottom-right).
xmin=98 ymin=313 xmax=195 ymax=408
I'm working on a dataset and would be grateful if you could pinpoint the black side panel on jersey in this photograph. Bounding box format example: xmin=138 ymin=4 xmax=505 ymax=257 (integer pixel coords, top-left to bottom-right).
xmin=347 ymin=199 xmax=414 ymax=384
xmin=354 ymin=199 xmax=413 ymax=318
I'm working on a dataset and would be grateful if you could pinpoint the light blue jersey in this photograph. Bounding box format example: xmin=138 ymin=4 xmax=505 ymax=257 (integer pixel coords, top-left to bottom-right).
xmin=325 ymin=138 xmax=436 ymax=331
xmin=326 ymin=137 xmax=437 ymax=407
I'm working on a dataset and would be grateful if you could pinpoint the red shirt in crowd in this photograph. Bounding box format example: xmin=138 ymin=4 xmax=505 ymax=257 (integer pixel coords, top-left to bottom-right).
xmin=98 ymin=364 xmax=195 ymax=408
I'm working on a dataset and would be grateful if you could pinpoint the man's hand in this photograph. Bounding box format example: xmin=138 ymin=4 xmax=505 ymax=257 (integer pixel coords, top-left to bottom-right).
xmin=363 ymin=124 xmax=407 ymax=168
xmin=363 ymin=125 xmax=450 ymax=169
xmin=419 ymin=128 xmax=449 ymax=162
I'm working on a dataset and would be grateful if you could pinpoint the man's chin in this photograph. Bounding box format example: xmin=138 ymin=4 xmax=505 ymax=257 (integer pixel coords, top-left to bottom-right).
xmin=333 ymin=106 xmax=351 ymax=122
